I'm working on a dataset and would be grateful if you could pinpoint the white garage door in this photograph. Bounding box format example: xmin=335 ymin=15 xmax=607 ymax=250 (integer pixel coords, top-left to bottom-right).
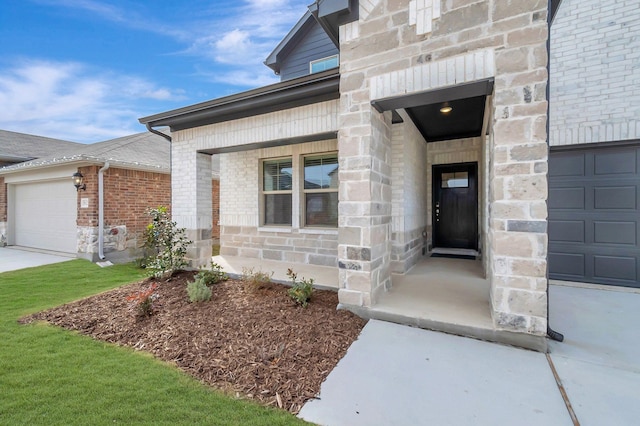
xmin=14 ymin=179 xmax=77 ymax=253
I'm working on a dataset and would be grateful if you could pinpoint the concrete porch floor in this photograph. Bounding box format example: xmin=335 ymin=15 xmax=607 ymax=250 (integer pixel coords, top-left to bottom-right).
xmin=211 ymin=254 xmax=546 ymax=351
xmin=211 ymin=255 xmax=339 ymax=289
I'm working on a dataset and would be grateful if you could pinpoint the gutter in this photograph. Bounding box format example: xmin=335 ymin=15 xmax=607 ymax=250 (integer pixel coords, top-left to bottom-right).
xmin=545 ymin=0 xmax=564 ymax=343
xmin=98 ymin=162 xmax=110 ymax=260
xmin=146 ymin=123 xmax=172 ymax=142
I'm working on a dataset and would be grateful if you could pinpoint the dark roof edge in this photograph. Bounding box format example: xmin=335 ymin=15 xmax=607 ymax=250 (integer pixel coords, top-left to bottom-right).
xmin=139 ymin=69 xmax=340 ymax=131
xmin=264 ymin=10 xmax=315 ymax=72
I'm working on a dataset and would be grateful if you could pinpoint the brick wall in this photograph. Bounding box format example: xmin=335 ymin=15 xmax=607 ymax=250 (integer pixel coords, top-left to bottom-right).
xmin=212 ymin=179 xmax=220 ymax=240
xmin=76 ymin=165 xmax=219 ymax=253
xmin=550 ymin=0 xmax=640 ymax=145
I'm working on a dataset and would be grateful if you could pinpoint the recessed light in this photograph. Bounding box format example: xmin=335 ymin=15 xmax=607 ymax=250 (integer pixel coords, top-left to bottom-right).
xmin=440 ymin=102 xmax=452 ymax=114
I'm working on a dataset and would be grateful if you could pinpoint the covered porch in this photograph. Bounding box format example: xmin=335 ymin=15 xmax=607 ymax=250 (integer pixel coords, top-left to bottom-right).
xmin=209 ymin=254 xmax=544 ymax=350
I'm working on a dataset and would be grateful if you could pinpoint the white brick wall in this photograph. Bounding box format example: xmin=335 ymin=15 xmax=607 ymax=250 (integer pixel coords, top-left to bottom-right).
xmin=550 ymin=0 xmax=640 ymax=145
xmin=173 ymin=100 xmax=339 ymax=151
xmin=390 ymin=111 xmax=429 ymax=273
xmin=218 ymin=139 xmax=339 ymax=267
xmin=370 ymin=50 xmax=496 ymax=101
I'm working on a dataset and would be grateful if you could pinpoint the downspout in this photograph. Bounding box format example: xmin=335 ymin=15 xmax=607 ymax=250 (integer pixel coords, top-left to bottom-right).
xmin=98 ymin=162 xmax=110 ymax=260
xmin=546 ymin=0 xmax=564 ymax=342
xmin=146 ymin=123 xmax=172 ymax=142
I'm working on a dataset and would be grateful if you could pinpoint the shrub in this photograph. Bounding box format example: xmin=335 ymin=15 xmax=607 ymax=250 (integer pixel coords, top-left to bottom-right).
xmin=126 ymin=283 xmax=159 ymax=318
xmin=143 ymin=206 xmax=192 ymax=280
xmin=196 ymin=262 xmax=228 ymax=286
xmin=286 ymin=268 xmax=314 ymax=307
xmin=241 ymin=267 xmax=273 ymax=293
xmin=187 ymin=277 xmax=212 ymax=303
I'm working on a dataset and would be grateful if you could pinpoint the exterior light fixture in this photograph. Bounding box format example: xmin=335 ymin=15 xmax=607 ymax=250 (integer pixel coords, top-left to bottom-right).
xmin=72 ymin=171 xmax=86 ymax=191
xmin=439 ymin=102 xmax=453 ymax=114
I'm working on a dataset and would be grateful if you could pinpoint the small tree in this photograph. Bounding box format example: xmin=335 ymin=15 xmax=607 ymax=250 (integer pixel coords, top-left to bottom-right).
xmin=143 ymin=206 xmax=192 ymax=279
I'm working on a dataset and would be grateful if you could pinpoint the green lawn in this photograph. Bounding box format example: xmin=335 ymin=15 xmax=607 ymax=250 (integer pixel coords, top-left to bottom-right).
xmin=0 ymin=260 xmax=307 ymax=425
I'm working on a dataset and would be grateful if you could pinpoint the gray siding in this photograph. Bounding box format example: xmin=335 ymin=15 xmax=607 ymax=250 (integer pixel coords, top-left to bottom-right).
xmin=280 ymin=21 xmax=338 ymax=81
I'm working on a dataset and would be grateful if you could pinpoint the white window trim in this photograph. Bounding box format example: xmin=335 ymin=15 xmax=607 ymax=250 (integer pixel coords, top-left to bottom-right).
xmin=301 ymin=152 xmax=339 ymax=229
xmin=310 ymin=54 xmax=339 ymax=74
xmin=260 ymin=156 xmax=293 ymax=227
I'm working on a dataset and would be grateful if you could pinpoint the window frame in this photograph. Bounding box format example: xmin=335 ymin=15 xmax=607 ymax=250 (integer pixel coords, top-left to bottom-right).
xmin=301 ymin=152 xmax=339 ymax=229
xmin=261 ymin=156 xmax=293 ymax=227
xmin=309 ymin=54 xmax=340 ymax=74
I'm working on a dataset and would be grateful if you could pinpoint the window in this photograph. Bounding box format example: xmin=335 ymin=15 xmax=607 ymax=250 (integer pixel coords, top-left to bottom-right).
xmin=441 ymin=171 xmax=469 ymax=188
xmin=303 ymin=154 xmax=338 ymax=227
xmin=310 ymin=55 xmax=339 ymax=74
xmin=263 ymin=158 xmax=293 ymax=225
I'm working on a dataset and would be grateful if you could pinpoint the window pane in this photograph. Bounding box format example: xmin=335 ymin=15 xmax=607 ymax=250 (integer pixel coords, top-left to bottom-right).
xmin=263 ymin=159 xmax=292 ymax=191
xmin=310 ymin=55 xmax=339 ymax=73
xmin=441 ymin=171 xmax=468 ymax=188
xmin=264 ymin=194 xmax=292 ymax=225
xmin=306 ymin=192 xmax=338 ymax=227
xmin=304 ymin=155 xmax=338 ymax=189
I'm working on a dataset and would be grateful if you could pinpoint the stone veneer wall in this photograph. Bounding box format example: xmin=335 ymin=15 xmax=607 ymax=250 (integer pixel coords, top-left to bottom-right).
xmin=390 ymin=116 xmax=428 ymax=273
xmin=550 ymin=0 xmax=640 ymax=146
xmin=219 ymin=140 xmax=339 ymax=267
xmin=337 ymin=0 xmax=550 ymax=336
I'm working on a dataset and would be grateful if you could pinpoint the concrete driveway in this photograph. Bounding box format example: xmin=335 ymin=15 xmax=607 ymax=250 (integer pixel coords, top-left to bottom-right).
xmin=0 ymin=246 xmax=74 ymax=273
xmin=299 ymin=283 xmax=640 ymax=425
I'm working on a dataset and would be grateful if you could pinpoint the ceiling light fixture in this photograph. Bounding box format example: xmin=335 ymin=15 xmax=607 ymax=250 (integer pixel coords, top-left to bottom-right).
xmin=439 ymin=102 xmax=453 ymax=114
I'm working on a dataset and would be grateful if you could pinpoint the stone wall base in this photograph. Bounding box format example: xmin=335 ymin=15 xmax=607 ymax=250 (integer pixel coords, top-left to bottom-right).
xmin=220 ymin=226 xmax=338 ymax=268
xmin=77 ymin=225 xmax=141 ymax=262
xmin=0 ymin=221 xmax=6 ymax=246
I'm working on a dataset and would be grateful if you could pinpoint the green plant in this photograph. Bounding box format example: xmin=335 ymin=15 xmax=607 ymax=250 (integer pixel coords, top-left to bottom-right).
xmin=187 ymin=277 xmax=212 ymax=302
xmin=0 ymin=261 xmax=305 ymax=425
xmin=286 ymin=268 xmax=314 ymax=307
xmin=196 ymin=262 xmax=228 ymax=286
xmin=242 ymin=267 xmax=273 ymax=292
xmin=126 ymin=283 xmax=159 ymax=317
xmin=143 ymin=206 xmax=192 ymax=279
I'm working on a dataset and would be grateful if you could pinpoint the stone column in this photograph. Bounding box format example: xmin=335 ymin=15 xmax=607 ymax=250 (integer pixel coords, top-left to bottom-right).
xmin=337 ymin=98 xmax=393 ymax=308
xmin=489 ymin=12 xmax=550 ymax=335
xmin=171 ymin=141 xmax=212 ymax=268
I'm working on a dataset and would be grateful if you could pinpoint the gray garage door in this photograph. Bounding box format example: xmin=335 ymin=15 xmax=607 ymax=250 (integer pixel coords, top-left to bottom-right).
xmin=549 ymin=144 xmax=640 ymax=288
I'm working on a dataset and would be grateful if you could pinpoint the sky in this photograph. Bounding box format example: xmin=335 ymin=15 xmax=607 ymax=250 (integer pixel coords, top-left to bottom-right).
xmin=0 ymin=0 xmax=310 ymax=143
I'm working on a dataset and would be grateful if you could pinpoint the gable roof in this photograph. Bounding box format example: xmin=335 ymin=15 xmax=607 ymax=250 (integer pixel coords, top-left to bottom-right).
xmin=264 ymin=1 xmax=357 ymax=75
xmin=264 ymin=11 xmax=317 ymax=75
xmin=0 ymin=130 xmax=172 ymax=174
xmin=0 ymin=129 xmax=83 ymax=164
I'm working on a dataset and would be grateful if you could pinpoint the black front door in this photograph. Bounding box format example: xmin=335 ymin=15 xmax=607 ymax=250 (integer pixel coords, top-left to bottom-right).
xmin=433 ymin=163 xmax=478 ymax=250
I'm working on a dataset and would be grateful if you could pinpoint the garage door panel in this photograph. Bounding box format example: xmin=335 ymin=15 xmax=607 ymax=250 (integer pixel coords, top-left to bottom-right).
xmin=594 ymin=186 xmax=636 ymax=210
xmin=593 ymin=256 xmax=637 ymax=282
xmin=550 ymin=144 xmax=640 ymax=288
xmin=549 ymin=154 xmax=585 ymax=177
xmin=549 ymin=220 xmax=584 ymax=243
xmin=593 ymin=221 xmax=636 ymax=245
xmin=14 ymin=179 xmax=77 ymax=254
xmin=549 ymin=187 xmax=585 ymax=209
xmin=549 ymin=252 xmax=585 ymax=277
xmin=594 ymin=151 xmax=637 ymax=175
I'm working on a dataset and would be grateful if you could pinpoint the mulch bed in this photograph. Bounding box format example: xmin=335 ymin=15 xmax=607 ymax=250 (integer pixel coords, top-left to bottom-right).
xmin=20 ymin=271 xmax=367 ymax=413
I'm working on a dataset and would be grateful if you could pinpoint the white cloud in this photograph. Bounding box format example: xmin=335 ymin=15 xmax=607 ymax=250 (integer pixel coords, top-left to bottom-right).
xmin=0 ymin=60 xmax=184 ymax=142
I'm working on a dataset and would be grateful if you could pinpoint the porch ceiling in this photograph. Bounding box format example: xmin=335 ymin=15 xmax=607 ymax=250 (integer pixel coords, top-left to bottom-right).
xmin=405 ymin=95 xmax=487 ymax=142
xmin=371 ymin=78 xmax=493 ymax=143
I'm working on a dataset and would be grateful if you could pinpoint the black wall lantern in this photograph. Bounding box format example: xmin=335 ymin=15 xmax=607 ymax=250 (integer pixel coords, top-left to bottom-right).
xmin=72 ymin=171 xmax=86 ymax=191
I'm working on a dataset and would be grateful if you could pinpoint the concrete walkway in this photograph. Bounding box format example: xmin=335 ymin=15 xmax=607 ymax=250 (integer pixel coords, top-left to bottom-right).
xmin=299 ymin=283 xmax=640 ymax=425
xmin=0 ymin=246 xmax=74 ymax=273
